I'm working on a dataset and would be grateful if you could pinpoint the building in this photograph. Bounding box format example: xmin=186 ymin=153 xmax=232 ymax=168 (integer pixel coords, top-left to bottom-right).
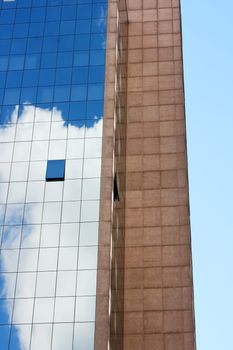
xmin=0 ymin=0 xmax=195 ymax=350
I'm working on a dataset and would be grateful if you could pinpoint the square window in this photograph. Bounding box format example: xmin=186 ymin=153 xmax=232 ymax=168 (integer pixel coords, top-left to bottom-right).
xmin=46 ymin=160 xmax=65 ymax=182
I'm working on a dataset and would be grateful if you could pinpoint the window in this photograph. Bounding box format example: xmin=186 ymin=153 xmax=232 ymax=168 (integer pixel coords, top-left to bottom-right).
xmin=114 ymin=174 xmax=120 ymax=201
xmin=46 ymin=160 xmax=65 ymax=182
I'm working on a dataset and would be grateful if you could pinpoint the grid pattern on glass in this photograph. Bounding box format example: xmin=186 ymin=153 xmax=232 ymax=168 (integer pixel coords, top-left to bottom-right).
xmin=0 ymin=0 xmax=107 ymax=349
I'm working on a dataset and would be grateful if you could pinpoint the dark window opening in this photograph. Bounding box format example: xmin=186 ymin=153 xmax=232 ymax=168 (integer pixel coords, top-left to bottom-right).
xmin=46 ymin=159 xmax=65 ymax=182
xmin=114 ymin=174 xmax=120 ymax=202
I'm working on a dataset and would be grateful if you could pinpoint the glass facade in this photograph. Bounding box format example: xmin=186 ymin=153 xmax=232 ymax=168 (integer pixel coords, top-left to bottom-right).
xmin=0 ymin=0 xmax=107 ymax=349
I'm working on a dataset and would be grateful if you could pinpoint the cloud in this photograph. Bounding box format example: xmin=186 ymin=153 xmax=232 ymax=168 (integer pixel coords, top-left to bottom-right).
xmin=0 ymin=104 xmax=100 ymax=349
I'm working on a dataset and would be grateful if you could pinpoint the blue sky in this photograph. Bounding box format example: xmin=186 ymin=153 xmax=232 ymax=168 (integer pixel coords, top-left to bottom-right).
xmin=181 ymin=0 xmax=233 ymax=348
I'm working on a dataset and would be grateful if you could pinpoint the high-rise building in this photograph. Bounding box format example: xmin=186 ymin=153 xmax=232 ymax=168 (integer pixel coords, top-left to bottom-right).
xmin=0 ymin=0 xmax=195 ymax=350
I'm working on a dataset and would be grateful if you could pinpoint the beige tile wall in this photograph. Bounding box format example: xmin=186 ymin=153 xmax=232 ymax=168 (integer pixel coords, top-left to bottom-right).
xmin=124 ymin=0 xmax=196 ymax=349
xmin=96 ymin=1 xmax=196 ymax=349
xmin=95 ymin=1 xmax=128 ymax=350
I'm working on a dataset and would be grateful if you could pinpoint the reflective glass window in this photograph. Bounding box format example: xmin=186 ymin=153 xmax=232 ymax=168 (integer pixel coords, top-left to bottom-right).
xmin=83 ymin=158 xmax=101 ymax=178
xmin=23 ymin=203 xmax=43 ymax=225
xmin=57 ymin=51 xmax=73 ymax=67
xmin=63 ymin=179 xmax=82 ymax=201
xmin=66 ymin=139 xmax=84 ymax=159
xmin=33 ymin=122 xmax=51 ymax=141
xmin=44 ymin=21 xmax=60 ymax=36
xmin=76 ymin=19 xmax=91 ymax=34
xmin=18 ymin=249 xmax=38 ymax=272
xmin=74 ymin=34 xmax=90 ymax=50
xmin=54 ymin=297 xmax=75 ymax=322
xmin=12 ymin=298 xmax=33 ymax=324
xmin=15 ymin=8 xmax=30 ymax=23
xmin=24 ymin=53 xmax=40 ymax=69
xmin=60 ymin=20 xmax=75 ymax=35
xmin=84 ymin=138 xmax=102 ymax=158
xmin=30 ymin=141 xmax=49 ymax=161
xmin=28 ymin=161 xmax=47 ymax=181
xmin=5 ymin=204 xmax=24 ymax=225
xmin=31 ymin=324 xmax=52 ymax=350
xmin=29 ymin=21 xmax=45 ymax=37
xmin=61 ymin=201 xmax=80 ymax=223
xmin=39 ymin=68 xmax=55 ymax=86
xmin=9 ymin=325 xmax=31 ymax=350
xmin=42 ymin=202 xmax=62 ymax=223
xmin=52 ymin=323 xmax=73 ymax=350
xmin=69 ymin=101 xmax=86 ymax=120
xmin=73 ymin=323 xmax=95 ymax=350
xmin=46 ymin=6 xmax=61 ymax=21
xmin=41 ymin=53 xmax=57 ymax=69
xmin=46 ymin=159 xmax=65 ymax=181
xmin=36 ymin=271 xmax=56 ymax=297
xmin=27 ymin=37 xmax=43 ymax=53
xmin=65 ymin=159 xmax=83 ymax=179
xmin=58 ymin=34 xmax=74 ymax=51
xmin=33 ymin=298 xmax=54 ymax=323
xmin=78 ymin=246 xmax=98 ymax=270
xmin=73 ymin=51 xmax=89 ymax=66
xmin=81 ymin=200 xmax=100 ymax=222
xmin=1 ymin=225 xmax=22 ymax=249
xmin=49 ymin=140 xmax=66 ymax=160
xmin=77 ymin=270 xmax=97 ymax=296
xmin=36 ymin=272 xmax=56 ymax=297
xmin=31 ymin=7 xmax=46 ymax=22
xmin=13 ymin=141 xmax=31 ymax=162
xmin=38 ymin=247 xmax=58 ymax=271
xmin=44 ymin=182 xmax=63 ymax=202
xmin=56 ymin=270 xmax=76 ymax=296
xmin=22 ymin=69 xmax=39 ymax=87
xmin=26 ymin=181 xmax=45 ymax=203
xmin=15 ymin=272 xmax=36 ymax=298
xmin=60 ymin=222 xmax=79 ymax=246
xmin=91 ymin=34 xmax=106 ymax=50
xmin=11 ymin=38 xmax=27 ymax=54
xmin=21 ymin=224 xmax=41 ymax=248
xmin=75 ymin=296 xmax=96 ymax=322
xmin=90 ymin=50 xmax=105 ymax=65
xmin=43 ymin=36 xmax=59 ymax=52
xmin=82 ymin=179 xmax=100 ymax=200
xmin=6 ymin=70 xmax=23 ymax=87
xmin=61 ymin=5 xmax=76 ymax=20
xmin=58 ymin=247 xmax=78 ymax=270
xmin=40 ymin=223 xmax=60 ymax=247
xmin=13 ymin=23 xmax=29 ymax=38
xmin=77 ymin=4 xmax=92 ymax=19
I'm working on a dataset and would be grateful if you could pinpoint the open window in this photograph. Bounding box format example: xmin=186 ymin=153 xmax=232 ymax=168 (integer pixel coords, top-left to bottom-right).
xmin=113 ymin=173 xmax=120 ymax=202
xmin=46 ymin=160 xmax=65 ymax=182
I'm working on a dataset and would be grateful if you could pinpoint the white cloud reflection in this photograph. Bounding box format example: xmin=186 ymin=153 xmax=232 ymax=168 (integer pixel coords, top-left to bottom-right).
xmin=0 ymin=104 xmax=101 ymax=349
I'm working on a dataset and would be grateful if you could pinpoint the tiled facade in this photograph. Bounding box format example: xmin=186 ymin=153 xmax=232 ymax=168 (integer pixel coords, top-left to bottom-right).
xmin=98 ymin=0 xmax=196 ymax=349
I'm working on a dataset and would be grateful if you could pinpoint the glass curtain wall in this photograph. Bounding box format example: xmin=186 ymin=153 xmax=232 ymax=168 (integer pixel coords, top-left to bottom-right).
xmin=0 ymin=0 xmax=107 ymax=349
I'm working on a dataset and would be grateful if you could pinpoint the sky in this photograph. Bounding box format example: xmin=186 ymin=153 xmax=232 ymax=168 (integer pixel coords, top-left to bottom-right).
xmin=181 ymin=0 xmax=233 ymax=349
